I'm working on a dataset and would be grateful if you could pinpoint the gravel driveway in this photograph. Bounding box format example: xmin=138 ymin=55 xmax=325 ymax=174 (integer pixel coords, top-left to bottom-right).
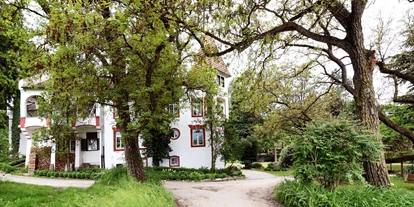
xmin=163 ymin=170 xmax=291 ymax=207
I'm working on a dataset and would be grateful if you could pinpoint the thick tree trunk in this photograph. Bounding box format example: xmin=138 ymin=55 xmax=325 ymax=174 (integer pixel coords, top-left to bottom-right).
xmin=124 ymin=132 xmax=146 ymax=182
xmin=343 ymin=1 xmax=390 ymax=187
xmin=352 ymin=53 xmax=390 ymax=187
xmin=118 ymin=101 xmax=146 ymax=182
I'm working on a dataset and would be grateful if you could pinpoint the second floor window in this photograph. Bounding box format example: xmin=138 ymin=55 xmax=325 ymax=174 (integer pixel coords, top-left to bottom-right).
xmin=192 ymin=98 xmax=203 ymax=117
xmin=217 ymin=75 xmax=225 ymax=87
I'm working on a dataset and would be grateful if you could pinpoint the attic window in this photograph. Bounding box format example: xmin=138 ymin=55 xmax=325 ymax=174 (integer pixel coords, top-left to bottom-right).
xmin=216 ymin=75 xmax=225 ymax=87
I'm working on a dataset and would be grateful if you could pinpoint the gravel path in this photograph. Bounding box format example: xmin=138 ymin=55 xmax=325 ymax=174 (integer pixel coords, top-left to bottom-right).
xmin=163 ymin=170 xmax=291 ymax=207
xmin=0 ymin=172 xmax=94 ymax=188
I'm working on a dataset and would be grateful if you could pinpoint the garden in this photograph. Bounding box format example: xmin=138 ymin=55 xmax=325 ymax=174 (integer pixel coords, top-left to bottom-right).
xmin=30 ymin=166 xmax=244 ymax=182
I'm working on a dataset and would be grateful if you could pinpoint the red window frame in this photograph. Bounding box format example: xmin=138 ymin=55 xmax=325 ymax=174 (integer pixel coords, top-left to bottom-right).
xmin=188 ymin=124 xmax=206 ymax=147
xmin=169 ymin=155 xmax=180 ymax=167
xmin=171 ymin=128 xmax=180 ymax=140
xmin=113 ymin=128 xmax=124 ymax=151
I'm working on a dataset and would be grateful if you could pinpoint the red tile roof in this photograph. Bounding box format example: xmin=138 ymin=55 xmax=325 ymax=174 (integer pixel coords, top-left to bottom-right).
xmin=196 ymin=37 xmax=231 ymax=77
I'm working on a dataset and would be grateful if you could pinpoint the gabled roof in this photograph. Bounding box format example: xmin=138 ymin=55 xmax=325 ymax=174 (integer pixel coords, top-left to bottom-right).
xmin=197 ymin=37 xmax=231 ymax=77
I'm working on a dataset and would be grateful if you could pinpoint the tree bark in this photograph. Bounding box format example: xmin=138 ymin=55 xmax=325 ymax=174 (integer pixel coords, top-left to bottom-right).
xmin=11 ymin=93 xmax=20 ymax=156
xmin=124 ymin=130 xmax=146 ymax=182
xmin=118 ymin=99 xmax=146 ymax=182
xmin=346 ymin=0 xmax=390 ymax=187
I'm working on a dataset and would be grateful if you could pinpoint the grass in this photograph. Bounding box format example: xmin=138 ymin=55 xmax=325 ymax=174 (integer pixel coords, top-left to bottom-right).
xmin=0 ymin=178 xmax=175 ymax=207
xmin=275 ymin=180 xmax=414 ymax=207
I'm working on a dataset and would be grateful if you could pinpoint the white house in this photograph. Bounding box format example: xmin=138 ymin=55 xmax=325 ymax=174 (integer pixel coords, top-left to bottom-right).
xmin=17 ymin=38 xmax=231 ymax=172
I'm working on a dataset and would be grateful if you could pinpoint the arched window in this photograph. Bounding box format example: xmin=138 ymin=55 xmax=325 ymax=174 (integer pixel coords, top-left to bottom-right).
xmin=26 ymin=96 xmax=41 ymax=117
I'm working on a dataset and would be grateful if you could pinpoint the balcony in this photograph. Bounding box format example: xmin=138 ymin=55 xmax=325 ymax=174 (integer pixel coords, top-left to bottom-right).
xmin=73 ymin=116 xmax=100 ymax=128
xmin=21 ymin=117 xmax=47 ymax=129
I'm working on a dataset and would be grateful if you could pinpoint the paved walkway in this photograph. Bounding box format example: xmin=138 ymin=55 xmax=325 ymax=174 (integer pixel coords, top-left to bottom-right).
xmin=0 ymin=172 xmax=95 ymax=188
xmin=163 ymin=170 xmax=292 ymax=207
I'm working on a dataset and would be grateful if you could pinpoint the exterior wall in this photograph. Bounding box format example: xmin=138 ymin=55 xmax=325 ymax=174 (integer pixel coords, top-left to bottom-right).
xmin=18 ymin=71 xmax=230 ymax=170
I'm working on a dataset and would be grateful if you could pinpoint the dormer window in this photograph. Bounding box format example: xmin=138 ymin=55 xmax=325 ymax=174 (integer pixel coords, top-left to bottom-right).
xmin=217 ymin=75 xmax=225 ymax=87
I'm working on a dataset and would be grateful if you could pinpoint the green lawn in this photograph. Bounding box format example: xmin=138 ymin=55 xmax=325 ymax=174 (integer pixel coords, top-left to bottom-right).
xmin=0 ymin=179 xmax=175 ymax=207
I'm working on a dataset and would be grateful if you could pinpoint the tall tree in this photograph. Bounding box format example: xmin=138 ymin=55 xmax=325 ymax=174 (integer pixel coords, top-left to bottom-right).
xmin=30 ymin=0 xmax=187 ymax=182
xmin=0 ymin=0 xmax=30 ymax=156
xmin=177 ymin=0 xmax=401 ymax=186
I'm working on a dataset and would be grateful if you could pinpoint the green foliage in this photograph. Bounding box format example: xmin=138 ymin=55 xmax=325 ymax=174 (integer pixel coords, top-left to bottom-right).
xmin=279 ymin=144 xmax=295 ymax=168
xmin=0 ymin=127 xmax=9 ymax=162
xmin=142 ymin=128 xmax=172 ymax=167
xmin=0 ymin=163 xmax=17 ymax=173
xmin=251 ymin=162 xmax=263 ymax=169
xmin=145 ymin=166 xmax=244 ymax=181
xmin=221 ymin=115 xmax=253 ymax=164
xmin=275 ymin=180 xmax=414 ymax=207
xmin=293 ymin=119 xmax=383 ymax=190
xmin=9 ymin=157 xmax=25 ymax=166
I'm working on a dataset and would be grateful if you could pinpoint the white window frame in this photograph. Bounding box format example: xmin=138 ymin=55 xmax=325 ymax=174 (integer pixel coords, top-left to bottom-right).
xmin=192 ymin=128 xmax=205 ymax=147
xmin=115 ymin=131 xmax=124 ymax=150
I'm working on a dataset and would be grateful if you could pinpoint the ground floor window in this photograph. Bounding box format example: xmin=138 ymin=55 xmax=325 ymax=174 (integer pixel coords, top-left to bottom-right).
xmin=169 ymin=156 xmax=180 ymax=167
xmin=171 ymin=128 xmax=180 ymax=140
xmin=191 ymin=128 xmax=205 ymax=147
xmin=81 ymin=132 xmax=99 ymax=151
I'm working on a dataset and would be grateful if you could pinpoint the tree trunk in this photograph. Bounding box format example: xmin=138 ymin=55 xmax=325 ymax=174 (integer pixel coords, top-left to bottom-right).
xmin=118 ymin=101 xmax=146 ymax=182
xmin=11 ymin=93 xmax=20 ymax=156
xmin=124 ymin=130 xmax=146 ymax=182
xmin=345 ymin=1 xmax=390 ymax=187
xmin=352 ymin=55 xmax=390 ymax=186
xmin=210 ymin=122 xmax=216 ymax=172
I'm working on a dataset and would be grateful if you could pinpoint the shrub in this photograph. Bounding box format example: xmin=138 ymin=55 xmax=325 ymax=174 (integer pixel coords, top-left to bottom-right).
xmin=293 ymin=119 xmax=383 ymax=190
xmin=252 ymin=162 xmax=263 ymax=169
xmin=0 ymin=163 xmax=17 ymax=173
xmin=243 ymin=160 xmax=252 ymax=169
xmin=279 ymin=145 xmax=295 ymax=168
xmin=179 ymin=174 xmax=187 ymax=180
xmin=100 ymin=166 xmax=127 ymax=185
xmin=9 ymin=157 xmax=26 ymax=166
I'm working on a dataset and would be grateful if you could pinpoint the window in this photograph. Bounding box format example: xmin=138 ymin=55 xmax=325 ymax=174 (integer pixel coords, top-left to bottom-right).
xmin=115 ymin=131 xmax=124 ymax=150
xmin=171 ymin=128 xmax=180 ymax=140
xmin=191 ymin=128 xmax=205 ymax=147
xmin=26 ymin=96 xmax=40 ymax=117
xmin=69 ymin=140 xmax=76 ymax=153
xmin=217 ymin=75 xmax=225 ymax=87
xmin=191 ymin=98 xmax=203 ymax=117
xmin=81 ymin=132 xmax=99 ymax=151
xmin=169 ymin=103 xmax=179 ymax=117
xmin=169 ymin=156 xmax=180 ymax=167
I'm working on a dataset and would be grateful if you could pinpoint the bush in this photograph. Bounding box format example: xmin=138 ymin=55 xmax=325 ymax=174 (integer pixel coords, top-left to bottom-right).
xmin=275 ymin=180 xmax=414 ymax=207
xmin=100 ymin=166 xmax=128 ymax=185
xmin=0 ymin=163 xmax=17 ymax=173
xmin=293 ymin=119 xmax=383 ymax=190
xmin=279 ymin=145 xmax=295 ymax=168
xmin=252 ymin=162 xmax=263 ymax=169
xmin=243 ymin=160 xmax=252 ymax=169
xmin=9 ymin=157 xmax=26 ymax=166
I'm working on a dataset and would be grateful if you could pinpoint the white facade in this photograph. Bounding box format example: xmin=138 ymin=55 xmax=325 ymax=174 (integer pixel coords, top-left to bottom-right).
xmin=18 ymin=72 xmax=230 ymax=171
